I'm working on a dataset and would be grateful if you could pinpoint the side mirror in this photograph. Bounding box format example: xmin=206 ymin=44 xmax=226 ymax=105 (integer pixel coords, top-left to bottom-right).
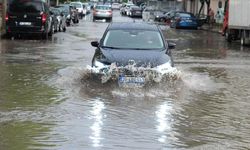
xmin=91 ymin=41 xmax=99 ymax=47
xmin=168 ymin=42 xmax=176 ymax=49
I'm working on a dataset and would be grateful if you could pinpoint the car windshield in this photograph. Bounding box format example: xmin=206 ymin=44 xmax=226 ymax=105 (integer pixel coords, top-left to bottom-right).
xmin=71 ymin=3 xmax=82 ymax=8
xmin=95 ymin=5 xmax=110 ymax=10
xmin=9 ymin=0 xmax=43 ymax=13
xmin=179 ymin=13 xmax=193 ymax=18
xmin=103 ymin=29 xmax=164 ymax=50
xmin=51 ymin=8 xmax=60 ymax=15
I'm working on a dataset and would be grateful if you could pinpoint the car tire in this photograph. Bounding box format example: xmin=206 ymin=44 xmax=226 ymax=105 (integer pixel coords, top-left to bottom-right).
xmin=66 ymin=21 xmax=70 ymax=26
xmin=5 ymin=33 xmax=12 ymax=39
xmin=48 ymin=25 xmax=54 ymax=36
xmin=42 ymin=32 xmax=48 ymax=40
xmin=59 ymin=24 xmax=61 ymax=32
xmin=241 ymin=30 xmax=246 ymax=46
xmin=225 ymin=29 xmax=232 ymax=43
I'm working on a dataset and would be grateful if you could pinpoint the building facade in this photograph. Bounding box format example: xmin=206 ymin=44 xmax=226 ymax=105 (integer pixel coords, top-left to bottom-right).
xmin=185 ymin=0 xmax=226 ymax=15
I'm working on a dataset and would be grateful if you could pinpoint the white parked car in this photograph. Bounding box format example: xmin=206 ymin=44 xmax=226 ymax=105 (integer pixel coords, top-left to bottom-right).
xmin=111 ymin=3 xmax=120 ymax=10
xmin=70 ymin=2 xmax=85 ymax=18
xmin=82 ymin=3 xmax=91 ymax=14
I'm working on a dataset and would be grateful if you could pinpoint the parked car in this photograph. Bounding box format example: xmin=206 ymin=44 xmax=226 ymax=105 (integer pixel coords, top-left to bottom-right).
xmin=124 ymin=3 xmax=135 ymax=16
xmin=50 ymin=7 xmax=60 ymax=32
xmin=128 ymin=6 xmax=142 ymax=18
xmin=89 ymin=22 xmax=175 ymax=86
xmin=93 ymin=5 xmax=113 ymax=22
xmin=70 ymin=5 xmax=79 ymax=24
xmin=82 ymin=3 xmax=91 ymax=14
xmin=56 ymin=4 xmax=73 ymax=26
xmin=120 ymin=3 xmax=134 ymax=15
xmin=6 ymin=0 xmax=53 ymax=39
xmin=155 ymin=10 xmax=176 ymax=23
xmin=54 ymin=7 xmax=67 ymax=32
xmin=111 ymin=3 xmax=120 ymax=10
xmin=70 ymin=2 xmax=85 ymax=18
xmin=170 ymin=12 xmax=198 ymax=29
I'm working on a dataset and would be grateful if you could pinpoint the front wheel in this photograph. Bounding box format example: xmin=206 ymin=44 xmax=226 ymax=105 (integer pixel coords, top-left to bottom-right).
xmin=48 ymin=25 xmax=54 ymax=36
xmin=42 ymin=32 xmax=48 ymax=40
xmin=225 ymin=29 xmax=232 ymax=43
xmin=241 ymin=30 xmax=246 ymax=46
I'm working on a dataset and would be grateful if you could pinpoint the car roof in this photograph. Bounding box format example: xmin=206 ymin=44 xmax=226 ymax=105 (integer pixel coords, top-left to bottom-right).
xmin=108 ymin=22 xmax=159 ymax=31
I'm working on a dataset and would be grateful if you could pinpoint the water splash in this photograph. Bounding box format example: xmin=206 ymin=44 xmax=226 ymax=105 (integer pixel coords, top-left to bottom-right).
xmin=85 ymin=62 xmax=181 ymax=87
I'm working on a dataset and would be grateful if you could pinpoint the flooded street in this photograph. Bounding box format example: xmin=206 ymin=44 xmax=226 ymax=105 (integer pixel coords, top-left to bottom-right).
xmin=1 ymin=11 xmax=250 ymax=149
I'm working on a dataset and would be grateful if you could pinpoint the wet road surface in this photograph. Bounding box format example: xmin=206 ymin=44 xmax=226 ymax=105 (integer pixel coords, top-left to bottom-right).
xmin=0 ymin=11 xmax=250 ymax=149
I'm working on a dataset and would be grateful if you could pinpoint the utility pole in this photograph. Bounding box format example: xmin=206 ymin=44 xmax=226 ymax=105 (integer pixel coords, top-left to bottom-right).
xmin=1 ymin=0 xmax=7 ymax=35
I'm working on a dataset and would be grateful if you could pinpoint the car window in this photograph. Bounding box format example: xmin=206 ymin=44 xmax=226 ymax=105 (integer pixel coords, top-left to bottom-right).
xmin=95 ymin=6 xmax=110 ymax=10
xmin=51 ymin=8 xmax=60 ymax=15
xmin=71 ymin=3 xmax=82 ymax=8
xmin=179 ymin=13 xmax=192 ymax=18
xmin=103 ymin=30 xmax=164 ymax=50
xmin=9 ymin=0 xmax=43 ymax=13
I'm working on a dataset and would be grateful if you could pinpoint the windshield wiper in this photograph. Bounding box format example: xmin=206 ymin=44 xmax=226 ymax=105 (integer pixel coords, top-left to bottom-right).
xmin=101 ymin=46 xmax=124 ymax=49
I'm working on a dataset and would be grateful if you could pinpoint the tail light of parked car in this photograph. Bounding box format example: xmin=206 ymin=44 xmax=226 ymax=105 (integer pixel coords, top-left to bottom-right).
xmin=5 ymin=13 xmax=9 ymax=22
xmin=41 ymin=13 xmax=47 ymax=24
xmin=108 ymin=10 xmax=112 ymax=14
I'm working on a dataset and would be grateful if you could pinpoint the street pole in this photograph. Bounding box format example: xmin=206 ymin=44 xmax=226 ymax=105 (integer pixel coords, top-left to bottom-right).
xmin=1 ymin=0 xmax=6 ymax=35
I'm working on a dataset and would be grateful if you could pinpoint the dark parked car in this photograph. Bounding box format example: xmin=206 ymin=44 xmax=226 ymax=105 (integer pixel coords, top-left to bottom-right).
xmin=155 ymin=10 xmax=176 ymax=23
xmin=6 ymin=0 xmax=53 ymax=39
xmin=128 ymin=6 xmax=142 ymax=18
xmin=170 ymin=12 xmax=198 ymax=29
xmin=90 ymin=22 xmax=175 ymax=86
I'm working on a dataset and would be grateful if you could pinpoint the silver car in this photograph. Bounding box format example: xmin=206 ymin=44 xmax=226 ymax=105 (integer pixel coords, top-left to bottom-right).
xmin=93 ymin=5 xmax=113 ymax=22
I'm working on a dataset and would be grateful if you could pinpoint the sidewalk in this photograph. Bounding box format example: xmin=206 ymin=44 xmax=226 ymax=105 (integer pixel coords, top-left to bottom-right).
xmin=200 ymin=23 xmax=223 ymax=34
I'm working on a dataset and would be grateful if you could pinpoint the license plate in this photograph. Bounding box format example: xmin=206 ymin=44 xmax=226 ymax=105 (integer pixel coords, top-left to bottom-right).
xmin=118 ymin=76 xmax=145 ymax=86
xmin=19 ymin=22 xmax=31 ymax=26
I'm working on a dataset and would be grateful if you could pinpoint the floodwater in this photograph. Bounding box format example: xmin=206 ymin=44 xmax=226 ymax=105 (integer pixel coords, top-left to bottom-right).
xmin=0 ymin=11 xmax=250 ymax=150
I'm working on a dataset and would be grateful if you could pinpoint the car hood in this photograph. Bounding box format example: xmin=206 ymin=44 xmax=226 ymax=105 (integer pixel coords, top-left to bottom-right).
xmin=100 ymin=49 xmax=171 ymax=68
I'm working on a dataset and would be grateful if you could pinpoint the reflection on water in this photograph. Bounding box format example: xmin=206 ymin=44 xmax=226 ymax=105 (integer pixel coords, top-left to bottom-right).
xmin=89 ymin=99 xmax=105 ymax=147
xmin=156 ymin=101 xmax=173 ymax=143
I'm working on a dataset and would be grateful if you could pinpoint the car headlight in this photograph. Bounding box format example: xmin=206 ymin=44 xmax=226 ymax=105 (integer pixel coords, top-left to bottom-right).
xmin=67 ymin=15 xmax=70 ymax=19
xmin=155 ymin=60 xmax=172 ymax=74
